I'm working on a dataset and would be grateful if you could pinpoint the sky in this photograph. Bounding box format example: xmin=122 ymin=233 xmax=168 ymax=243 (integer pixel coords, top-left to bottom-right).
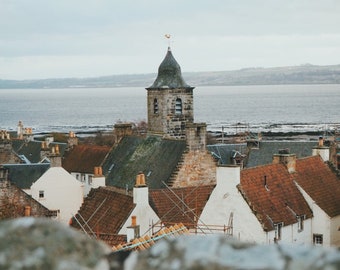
xmin=1 ymin=0 xmax=340 ymax=80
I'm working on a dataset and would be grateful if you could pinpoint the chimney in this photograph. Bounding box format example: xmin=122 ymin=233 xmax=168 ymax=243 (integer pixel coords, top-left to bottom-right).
xmin=48 ymin=145 xmax=62 ymax=167
xmin=24 ymin=206 xmax=31 ymax=217
xmin=133 ymin=172 xmax=148 ymax=205
xmin=91 ymin=167 xmax=105 ymax=190
xmin=114 ymin=123 xmax=133 ymax=145
xmin=312 ymin=136 xmax=330 ymax=162
xmin=126 ymin=215 xmax=140 ymax=242
xmin=273 ymin=149 xmax=296 ymax=173
xmin=135 ymin=171 xmax=146 ymax=187
xmin=67 ymin=131 xmax=78 ymax=149
xmin=17 ymin=121 xmax=24 ymax=139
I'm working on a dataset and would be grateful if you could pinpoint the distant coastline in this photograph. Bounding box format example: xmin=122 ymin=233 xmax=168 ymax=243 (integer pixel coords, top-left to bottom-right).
xmin=1 ymin=64 xmax=340 ymax=89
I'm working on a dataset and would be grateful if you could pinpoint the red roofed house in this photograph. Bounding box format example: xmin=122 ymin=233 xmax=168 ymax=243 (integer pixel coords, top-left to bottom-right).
xmin=294 ymin=155 xmax=340 ymax=246
xmin=62 ymin=144 xmax=111 ymax=196
xmin=200 ymin=147 xmax=340 ymax=247
xmin=71 ymin=172 xmax=159 ymax=246
xmin=201 ymin=157 xmax=314 ymax=245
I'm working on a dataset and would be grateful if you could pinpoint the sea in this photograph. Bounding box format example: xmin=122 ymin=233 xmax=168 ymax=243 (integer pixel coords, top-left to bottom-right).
xmin=0 ymin=84 xmax=339 ymax=136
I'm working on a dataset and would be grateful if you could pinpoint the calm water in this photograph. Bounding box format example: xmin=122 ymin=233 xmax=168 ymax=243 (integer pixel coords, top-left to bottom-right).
xmin=0 ymin=84 xmax=339 ymax=134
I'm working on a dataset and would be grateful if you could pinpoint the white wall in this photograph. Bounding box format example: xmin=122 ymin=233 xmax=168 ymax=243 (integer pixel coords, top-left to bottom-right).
xmin=119 ymin=186 xmax=159 ymax=239
xmin=31 ymin=167 xmax=84 ymax=224
xmin=330 ymin=216 xmax=340 ymax=246
xmin=71 ymin=172 xmax=105 ymax=197
xmin=295 ymin=181 xmax=332 ymax=247
xmin=200 ymin=165 xmax=266 ymax=244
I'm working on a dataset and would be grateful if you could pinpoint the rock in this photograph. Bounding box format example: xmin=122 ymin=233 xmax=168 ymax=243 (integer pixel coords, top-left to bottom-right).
xmin=124 ymin=234 xmax=340 ymax=270
xmin=0 ymin=217 xmax=111 ymax=270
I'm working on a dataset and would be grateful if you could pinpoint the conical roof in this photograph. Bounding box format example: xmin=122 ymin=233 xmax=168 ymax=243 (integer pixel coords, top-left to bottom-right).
xmin=147 ymin=47 xmax=193 ymax=90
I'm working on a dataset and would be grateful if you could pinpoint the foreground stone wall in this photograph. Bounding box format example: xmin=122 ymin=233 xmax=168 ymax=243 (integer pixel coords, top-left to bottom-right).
xmin=125 ymin=235 xmax=340 ymax=270
xmin=2 ymin=218 xmax=340 ymax=270
xmin=0 ymin=218 xmax=111 ymax=270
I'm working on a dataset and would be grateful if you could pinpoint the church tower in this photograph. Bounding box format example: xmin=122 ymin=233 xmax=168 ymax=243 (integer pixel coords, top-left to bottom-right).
xmin=146 ymin=47 xmax=194 ymax=139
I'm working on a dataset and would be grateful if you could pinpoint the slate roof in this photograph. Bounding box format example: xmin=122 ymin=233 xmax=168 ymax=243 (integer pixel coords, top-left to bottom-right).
xmin=70 ymin=186 xmax=135 ymax=238
xmin=62 ymin=144 xmax=111 ymax=174
xmin=238 ymin=163 xmax=313 ymax=231
xmin=103 ymin=136 xmax=187 ymax=189
xmin=12 ymin=140 xmax=67 ymax=163
xmin=245 ymin=140 xmax=317 ymax=168
xmin=4 ymin=163 xmax=50 ymax=189
xmin=207 ymin=143 xmax=248 ymax=165
xmin=146 ymin=47 xmax=193 ymax=90
xmin=294 ymin=156 xmax=340 ymax=218
xmin=149 ymin=185 xmax=215 ymax=229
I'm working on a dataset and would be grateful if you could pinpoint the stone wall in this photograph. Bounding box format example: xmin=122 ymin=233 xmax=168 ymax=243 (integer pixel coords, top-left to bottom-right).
xmin=172 ymin=150 xmax=216 ymax=187
xmin=0 ymin=179 xmax=51 ymax=219
xmin=125 ymin=234 xmax=340 ymax=270
xmin=147 ymin=88 xmax=194 ymax=139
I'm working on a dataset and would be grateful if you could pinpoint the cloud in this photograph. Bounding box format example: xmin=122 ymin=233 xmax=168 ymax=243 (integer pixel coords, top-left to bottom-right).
xmin=1 ymin=0 xmax=340 ymax=79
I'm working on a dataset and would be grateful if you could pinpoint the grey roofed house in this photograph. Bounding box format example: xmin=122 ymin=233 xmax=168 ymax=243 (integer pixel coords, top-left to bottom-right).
xmin=11 ymin=140 xmax=67 ymax=164
xmin=102 ymin=135 xmax=187 ymax=190
xmin=245 ymin=140 xmax=317 ymax=168
xmin=207 ymin=140 xmax=318 ymax=168
xmin=3 ymin=163 xmax=50 ymax=189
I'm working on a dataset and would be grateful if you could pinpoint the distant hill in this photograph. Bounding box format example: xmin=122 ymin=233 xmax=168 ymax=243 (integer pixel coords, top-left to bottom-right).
xmin=1 ymin=64 xmax=340 ymax=89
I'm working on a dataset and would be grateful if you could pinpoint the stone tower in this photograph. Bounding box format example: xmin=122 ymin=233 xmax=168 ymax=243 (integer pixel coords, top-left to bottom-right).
xmin=146 ymin=47 xmax=195 ymax=139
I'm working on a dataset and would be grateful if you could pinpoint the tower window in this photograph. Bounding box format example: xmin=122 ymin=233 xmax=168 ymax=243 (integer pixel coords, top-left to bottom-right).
xmin=153 ymin=98 xmax=159 ymax=114
xmin=175 ymin=98 xmax=182 ymax=115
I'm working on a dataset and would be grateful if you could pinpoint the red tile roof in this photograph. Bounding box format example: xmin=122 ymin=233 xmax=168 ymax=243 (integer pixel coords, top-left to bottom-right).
xmin=70 ymin=186 xmax=135 ymax=237
xmin=238 ymin=163 xmax=313 ymax=231
xmin=149 ymin=185 xmax=215 ymax=229
xmin=294 ymin=156 xmax=340 ymax=217
xmin=62 ymin=145 xmax=111 ymax=174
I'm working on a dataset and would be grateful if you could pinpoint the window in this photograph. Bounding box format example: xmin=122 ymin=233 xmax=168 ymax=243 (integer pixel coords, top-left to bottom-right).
xmin=81 ymin=174 xmax=86 ymax=182
xmin=297 ymin=215 xmax=304 ymax=232
xmin=313 ymin=234 xmax=323 ymax=246
xmin=274 ymin=222 xmax=283 ymax=241
xmin=175 ymin=98 xmax=182 ymax=115
xmin=76 ymin=174 xmax=79 ymax=180
xmin=88 ymin=175 xmax=93 ymax=185
xmin=39 ymin=190 xmax=44 ymax=198
xmin=153 ymin=98 xmax=159 ymax=114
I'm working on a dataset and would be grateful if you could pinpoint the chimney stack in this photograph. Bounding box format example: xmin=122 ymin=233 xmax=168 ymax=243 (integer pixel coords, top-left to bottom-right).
xmin=312 ymin=136 xmax=330 ymax=162
xmin=273 ymin=149 xmax=296 ymax=173
xmin=127 ymin=215 xmax=140 ymax=242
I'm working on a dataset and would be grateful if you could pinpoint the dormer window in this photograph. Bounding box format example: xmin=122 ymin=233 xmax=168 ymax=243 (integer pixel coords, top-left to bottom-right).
xmin=175 ymin=98 xmax=182 ymax=115
xmin=153 ymin=98 xmax=159 ymax=114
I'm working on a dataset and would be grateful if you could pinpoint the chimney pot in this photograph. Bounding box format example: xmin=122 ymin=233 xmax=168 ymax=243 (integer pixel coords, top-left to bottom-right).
xmin=318 ymin=136 xmax=324 ymax=147
xmin=24 ymin=206 xmax=31 ymax=217
xmin=131 ymin=215 xmax=137 ymax=226
xmin=135 ymin=172 xmax=146 ymax=187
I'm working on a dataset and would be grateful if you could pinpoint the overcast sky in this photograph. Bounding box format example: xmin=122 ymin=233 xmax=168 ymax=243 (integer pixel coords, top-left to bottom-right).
xmin=1 ymin=0 xmax=340 ymax=80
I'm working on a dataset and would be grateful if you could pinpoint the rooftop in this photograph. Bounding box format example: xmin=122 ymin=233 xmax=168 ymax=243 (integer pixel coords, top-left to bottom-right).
xmin=146 ymin=47 xmax=193 ymax=90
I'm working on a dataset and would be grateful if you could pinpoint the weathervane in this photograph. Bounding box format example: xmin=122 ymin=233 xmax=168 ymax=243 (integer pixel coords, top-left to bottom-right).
xmin=165 ymin=34 xmax=172 ymax=47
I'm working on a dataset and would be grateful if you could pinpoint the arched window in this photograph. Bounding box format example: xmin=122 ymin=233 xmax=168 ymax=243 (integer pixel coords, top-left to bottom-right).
xmin=153 ymin=98 xmax=158 ymax=114
xmin=175 ymin=98 xmax=182 ymax=115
